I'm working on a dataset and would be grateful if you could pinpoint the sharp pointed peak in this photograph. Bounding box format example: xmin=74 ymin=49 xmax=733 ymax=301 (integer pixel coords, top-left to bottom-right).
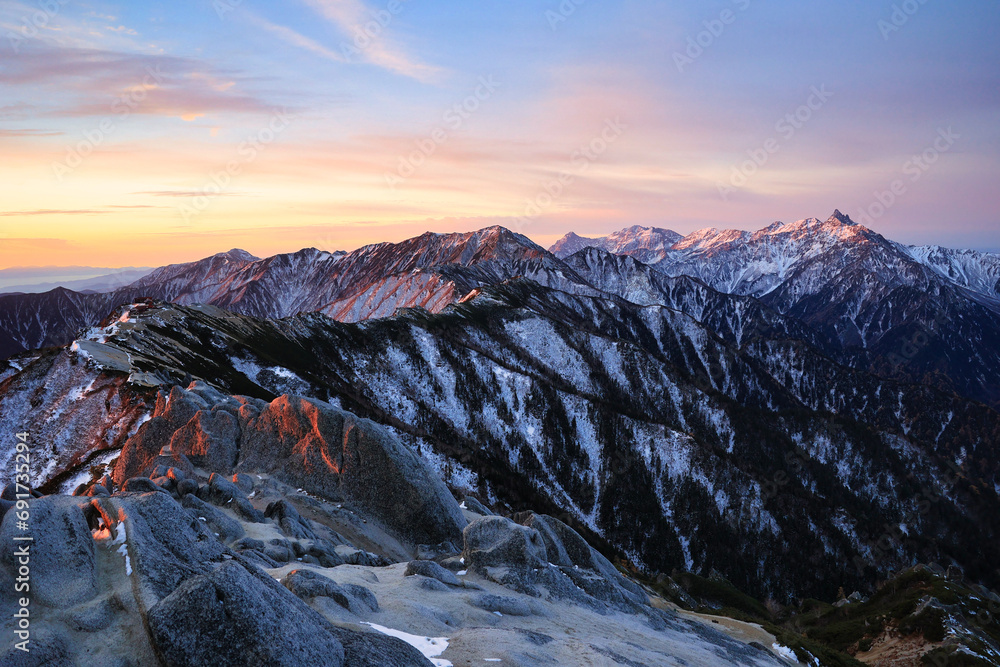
xmin=827 ymin=209 xmax=856 ymax=226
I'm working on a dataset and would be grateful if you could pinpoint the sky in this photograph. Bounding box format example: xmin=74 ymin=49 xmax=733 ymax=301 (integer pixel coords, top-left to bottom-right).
xmin=0 ymin=0 xmax=998 ymax=270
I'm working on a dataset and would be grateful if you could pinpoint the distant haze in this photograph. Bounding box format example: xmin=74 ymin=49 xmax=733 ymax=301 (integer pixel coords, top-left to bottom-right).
xmin=0 ymin=267 xmax=153 ymax=293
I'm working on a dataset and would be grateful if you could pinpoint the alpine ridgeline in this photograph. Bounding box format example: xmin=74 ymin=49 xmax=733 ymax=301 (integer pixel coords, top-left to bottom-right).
xmin=2 ymin=212 xmax=1000 ymax=665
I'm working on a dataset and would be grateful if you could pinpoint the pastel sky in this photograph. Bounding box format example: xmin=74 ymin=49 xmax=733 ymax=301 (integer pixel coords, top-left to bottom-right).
xmin=1 ymin=0 xmax=998 ymax=269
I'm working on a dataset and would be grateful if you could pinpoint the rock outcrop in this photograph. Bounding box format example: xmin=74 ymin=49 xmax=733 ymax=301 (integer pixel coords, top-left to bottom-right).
xmin=148 ymin=560 xmax=350 ymax=667
xmin=0 ymin=474 xmax=793 ymax=667
xmin=110 ymin=385 xmax=467 ymax=551
xmin=239 ymin=395 xmax=466 ymax=547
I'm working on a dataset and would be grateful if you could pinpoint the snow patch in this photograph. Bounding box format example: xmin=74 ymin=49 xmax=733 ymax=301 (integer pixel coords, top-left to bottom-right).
xmin=113 ymin=522 xmax=132 ymax=576
xmin=361 ymin=623 xmax=451 ymax=667
xmin=771 ymin=643 xmax=798 ymax=662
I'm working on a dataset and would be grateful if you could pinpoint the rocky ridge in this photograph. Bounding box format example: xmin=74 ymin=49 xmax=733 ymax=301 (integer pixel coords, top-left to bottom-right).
xmin=0 ymin=379 xmax=799 ymax=666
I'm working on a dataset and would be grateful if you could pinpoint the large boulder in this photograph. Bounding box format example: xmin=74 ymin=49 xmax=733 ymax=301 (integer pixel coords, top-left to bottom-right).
xmin=113 ymin=415 xmax=195 ymax=484
xmin=149 ymin=560 xmax=432 ymax=667
xmin=0 ymin=496 xmax=97 ymax=608
xmin=519 ymin=513 xmax=647 ymax=601
xmin=265 ymin=499 xmax=317 ymax=540
xmin=110 ymin=491 xmax=228 ymax=604
xmin=282 ymin=569 xmax=379 ymax=614
xmin=404 ymin=560 xmax=461 ymax=587
xmin=239 ymin=395 xmax=466 ymax=547
xmin=122 ymin=477 xmax=168 ymax=495
xmin=198 ymin=473 xmax=265 ymax=523
xmin=462 ymin=516 xmax=547 ymax=592
xmin=518 ymin=513 xmax=593 ymax=569
xmin=464 ymin=514 xmax=657 ymax=614
xmin=335 ymin=629 xmax=436 ymax=667
xmin=470 ymin=594 xmax=539 ymax=617
xmin=110 ymin=388 xmax=467 ymax=549
xmin=0 ymin=628 xmax=71 ymax=667
xmin=148 ymin=560 xmax=347 ymax=667
xmin=181 ymin=494 xmax=245 ymax=543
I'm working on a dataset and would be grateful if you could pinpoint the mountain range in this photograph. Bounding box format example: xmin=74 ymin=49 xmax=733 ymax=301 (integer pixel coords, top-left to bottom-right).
xmin=4 ymin=211 xmax=1000 ymax=409
xmin=3 ymin=211 xmax=1000 ymax=665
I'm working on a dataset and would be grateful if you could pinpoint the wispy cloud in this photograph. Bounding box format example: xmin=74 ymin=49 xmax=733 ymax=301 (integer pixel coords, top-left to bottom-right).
xmin=297 ymin=0 xmax=443 ymax=82
xmin=0 ymin=45 xmax=279 ymax=120
xmin=134 ymin=191 xmax=248 ymax=198
xmin=246 ymin=14 xmax=345 ymax=63
xmin=0 ymin=206 xmax=165 ymax=216
xmin=0 ymin=209 xmax=104 ymax=216
xmin=0 ymin=129 xmax=64 ymax=137
xmin=0 ymin=0 xmax=146 ymax=53
xmin=0 ymin=103 xmax=35 ymax=120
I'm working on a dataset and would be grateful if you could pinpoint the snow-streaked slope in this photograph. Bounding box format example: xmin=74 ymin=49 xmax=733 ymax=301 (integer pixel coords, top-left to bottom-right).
xmin=562 ymin=247 xmax=837 ymax=351
xmin=561 ymin=212 xmax=1000 ymax=408
xmin=898 ymin=243 xmax=1000 ymax=301
xmin=0 ymin=349 xmax=152 ymax=490
xmin=13 ymin=288 xmax=998 ymax=602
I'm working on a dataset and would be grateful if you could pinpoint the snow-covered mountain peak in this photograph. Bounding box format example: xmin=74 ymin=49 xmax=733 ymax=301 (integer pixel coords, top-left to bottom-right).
xmin=644 ymin=211 xmax=868 ymax=259
xmin=458 ymin=224 xmax=547 ymax=255
xmin=605 ymin=225 xmax=683 ymax=251
xmin=827 ymin=209 xmax=856 ymax=226
xmin=548 ymin=231 xmax=597 ymax=258
xmin=673 ymin=227 xmax=719 ymax=248
xmin=606 ymin=224 xmax=681 ymax=240
xmin=642 ymin=211 xmax=923 ymax=304
xmin=279 ymin=247 xmax=348 ymax=265
xmin=549 ymin=225 xmax=682 ymax=262
xmin=672 ymin=227 xmax=751 ymax=253
xmin=220 ymin=249 xmax=259 ymax=262
xmin=128 ymin=248 xmax=259 ymax=293
xmin=761 ymin=221 xmax=787 ymax=233
xmin=363 ymin=225 xmax=547 ymax=271
xmin=747 ymin=211 xmax=877 ymax=249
